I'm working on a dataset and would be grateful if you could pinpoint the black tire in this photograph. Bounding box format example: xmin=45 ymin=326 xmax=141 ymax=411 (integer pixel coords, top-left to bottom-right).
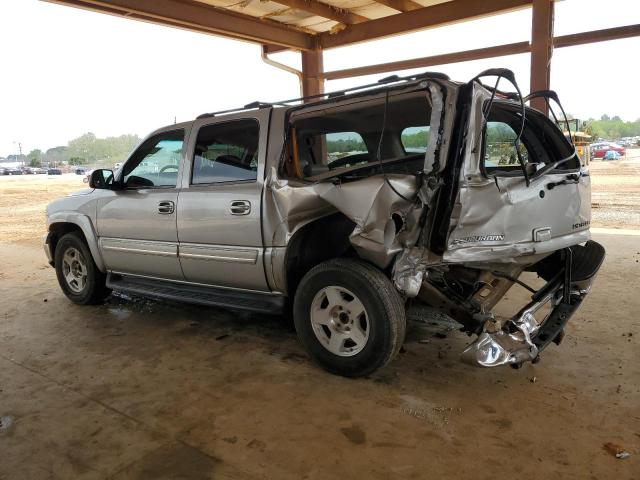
xmin=54 ymin=232 xmax=110 ymax=305
xmin=293 ymin=258 xmax=406 ymax=377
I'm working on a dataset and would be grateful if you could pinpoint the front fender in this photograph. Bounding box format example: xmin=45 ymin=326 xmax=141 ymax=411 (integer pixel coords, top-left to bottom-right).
xmin=47 ymin=212 xmax=106 ymax=272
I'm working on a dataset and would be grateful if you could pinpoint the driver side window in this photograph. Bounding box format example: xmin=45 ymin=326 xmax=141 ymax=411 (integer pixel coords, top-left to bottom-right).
xmin=123 ymin=130 xmax=184 ymax=188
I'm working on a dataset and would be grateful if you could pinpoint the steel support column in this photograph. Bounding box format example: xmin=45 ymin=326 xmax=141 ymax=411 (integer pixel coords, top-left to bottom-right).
xmin=530 ymin=0 xmax=554 ymax=113
xmin=301 ymin=49 xmax=324 ymax=98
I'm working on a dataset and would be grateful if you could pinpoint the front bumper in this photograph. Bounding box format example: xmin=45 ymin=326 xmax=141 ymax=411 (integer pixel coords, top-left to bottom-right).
xmin=462 ymin=240 xmax=606 ymax=367
xmin=43 ymin=232 xmax=54 ymax=266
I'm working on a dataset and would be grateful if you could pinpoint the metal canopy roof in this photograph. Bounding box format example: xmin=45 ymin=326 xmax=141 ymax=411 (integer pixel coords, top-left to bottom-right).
xmin=43 ymin=0 xmax=640 ymax=107
xmin=43 ymin=0 xmax=535 ymax=51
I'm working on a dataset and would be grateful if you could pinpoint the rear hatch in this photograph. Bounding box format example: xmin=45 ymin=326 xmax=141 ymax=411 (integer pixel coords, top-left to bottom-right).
xmin=443 ymin=84 xmax=590 ymax=263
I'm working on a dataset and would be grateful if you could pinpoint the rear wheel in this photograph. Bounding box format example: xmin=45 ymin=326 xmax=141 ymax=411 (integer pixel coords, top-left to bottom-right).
xmin=294 ymin=259 xmax=406 ymax=377
xmin=54 ymin=232 xmax=110 ymax=305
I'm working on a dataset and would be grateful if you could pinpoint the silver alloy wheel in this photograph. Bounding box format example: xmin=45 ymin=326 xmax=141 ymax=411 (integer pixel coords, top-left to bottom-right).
xmin=310 ymin=286 xmax=370 ymax=357
xmin=61 ymin=247 xmax=88 ymax=293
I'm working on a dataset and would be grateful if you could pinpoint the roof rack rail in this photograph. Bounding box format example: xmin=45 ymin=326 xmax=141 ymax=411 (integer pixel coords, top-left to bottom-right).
xmin=195 ymin=70 xmax=451 ymax=119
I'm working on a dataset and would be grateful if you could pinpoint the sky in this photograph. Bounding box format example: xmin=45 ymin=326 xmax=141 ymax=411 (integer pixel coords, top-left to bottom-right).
xmin=0 ymin=0 xmax=639 ymax=156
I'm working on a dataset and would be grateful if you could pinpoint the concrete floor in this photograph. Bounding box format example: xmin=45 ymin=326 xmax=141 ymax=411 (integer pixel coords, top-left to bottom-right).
xmin=0 ymin=234 xmax=638 ymax=479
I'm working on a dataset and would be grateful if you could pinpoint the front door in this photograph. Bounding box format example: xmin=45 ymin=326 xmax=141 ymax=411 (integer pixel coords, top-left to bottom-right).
xmin=97 ymin=127 xmax=188 ymax=280
xmin=177 ymin=111 xmax=270 ymax=291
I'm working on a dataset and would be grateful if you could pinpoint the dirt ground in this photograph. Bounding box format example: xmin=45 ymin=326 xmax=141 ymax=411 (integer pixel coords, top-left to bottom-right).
xmin=590 ymin=148 xmax=640 ymax=229
xmin=1 ymin=158 xmax=639 ymax=479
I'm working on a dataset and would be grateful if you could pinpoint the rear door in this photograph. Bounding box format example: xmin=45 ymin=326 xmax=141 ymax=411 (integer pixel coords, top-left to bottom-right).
xmin=444 ymin=89 xmax=590 ymax=262
xmin=177 ymin=110 xmax=270 ymax=291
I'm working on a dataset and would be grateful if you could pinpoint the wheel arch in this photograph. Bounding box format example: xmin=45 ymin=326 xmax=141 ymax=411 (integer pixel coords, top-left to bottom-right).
xmin=283 ymin=212 xmax=357 ymax=298
xmin=47 ymin=213 xmax=105 ymax=272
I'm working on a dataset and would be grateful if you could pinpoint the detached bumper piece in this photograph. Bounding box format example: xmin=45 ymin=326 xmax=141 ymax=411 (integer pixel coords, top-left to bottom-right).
xmin=462 ymin=241 xmax=605 ymax=368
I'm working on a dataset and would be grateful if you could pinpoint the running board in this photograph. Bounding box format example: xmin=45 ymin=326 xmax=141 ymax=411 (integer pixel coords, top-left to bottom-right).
xmin=106 ymin=274 xmax=286 ymax=314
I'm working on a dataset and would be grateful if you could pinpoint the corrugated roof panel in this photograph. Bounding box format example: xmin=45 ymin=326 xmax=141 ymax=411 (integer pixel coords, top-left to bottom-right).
xmin=192 ymin=0 xmax=456 ymax=34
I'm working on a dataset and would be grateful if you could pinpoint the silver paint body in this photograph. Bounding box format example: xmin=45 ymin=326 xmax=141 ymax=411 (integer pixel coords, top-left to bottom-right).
xmin=44 ymin=79 xmax=591 ymax=299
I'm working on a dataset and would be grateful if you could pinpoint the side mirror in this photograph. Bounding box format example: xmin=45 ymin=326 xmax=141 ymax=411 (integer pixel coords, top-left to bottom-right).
xmin=89 ymin=169 xmax=114 ymax=189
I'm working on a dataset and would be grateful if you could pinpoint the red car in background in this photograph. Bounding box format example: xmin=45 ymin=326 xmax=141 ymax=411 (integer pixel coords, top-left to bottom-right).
xmin=591 ymin=142 xmax=626 ymax=158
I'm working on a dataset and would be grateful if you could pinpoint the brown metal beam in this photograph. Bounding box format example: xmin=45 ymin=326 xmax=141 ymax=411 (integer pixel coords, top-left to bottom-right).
xmin=302 ymin=49 xmax=324 ymax=98
xmin=370 ymin=0 xmax=422 ymax=13
xmin=530 ymin=0 xmax=554 ymax=112
xmin=322 ymin=22 xmax=640 ymax=81
xmin=554 ymin=23 xmax=640 ymax=48
xmin=319 ymin=0 xmax=532 ymax=49
xmin=322 ymin=41 xmax=531 ymax=80
xmin=43 ymin=0 xmax=314 ymax=50
xmin=272 ymin=0 xmax=369 ymax=24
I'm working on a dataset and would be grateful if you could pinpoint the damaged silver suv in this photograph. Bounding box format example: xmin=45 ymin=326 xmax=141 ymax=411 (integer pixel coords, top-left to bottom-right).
xmin=44 ymin=69 xmax=604 ymax=377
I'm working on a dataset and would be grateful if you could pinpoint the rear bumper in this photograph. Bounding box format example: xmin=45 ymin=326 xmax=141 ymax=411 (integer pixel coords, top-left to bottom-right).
xmin=462 ymin=240 xmax=605 ymax=367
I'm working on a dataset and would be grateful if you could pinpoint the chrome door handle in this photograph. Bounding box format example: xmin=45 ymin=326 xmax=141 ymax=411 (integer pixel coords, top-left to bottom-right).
xmin=158 ymin=200 xmax=175 ymax=214
xmin=230 ymin=200 xmax=251 ymax=215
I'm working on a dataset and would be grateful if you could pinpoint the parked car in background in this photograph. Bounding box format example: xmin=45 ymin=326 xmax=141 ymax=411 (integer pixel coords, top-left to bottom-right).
xmin=603 ymin=150 xmax=622 ymax=161
xmin=47 ymin=168 xmax=62 ymax=175
xmin=75 ymin=167 xmax=87 ymax=175
xmin=34 ymin=167 xmax=48 ymax=174
xmin=6 ymin=167 xmax=23 ymax=175
xmin=591 ymin=142 xmax=625 ymax=158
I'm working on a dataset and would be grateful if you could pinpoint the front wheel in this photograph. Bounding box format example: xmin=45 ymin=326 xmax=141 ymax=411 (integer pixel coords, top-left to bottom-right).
xmin=293 ymin=259 xmax=406 ymax=377
xmin=54 ymin=232 xmax=110 ymax=305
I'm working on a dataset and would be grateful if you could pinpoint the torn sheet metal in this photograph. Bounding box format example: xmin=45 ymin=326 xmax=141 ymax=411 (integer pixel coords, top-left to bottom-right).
xmin=264 ymin=167 xmax=337 ymax=246
xmin=392 ymin=247 xmax=428 ymax=297
xmin=265 ymin=167 xmax=421 ymax=269
xmin=461 ymin=290 xmax=557 ymax=367
xmin=317 ymin=175 xmax=419 ymax=267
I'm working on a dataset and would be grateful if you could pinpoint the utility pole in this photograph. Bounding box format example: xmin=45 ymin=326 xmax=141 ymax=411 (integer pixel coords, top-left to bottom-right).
xmin=13 ymin=141 xmax=23 ymax=166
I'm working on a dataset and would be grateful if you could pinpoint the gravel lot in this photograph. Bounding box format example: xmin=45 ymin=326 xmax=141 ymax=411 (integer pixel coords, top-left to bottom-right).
xmin=590 ymin=148 xmax=640 ymax=229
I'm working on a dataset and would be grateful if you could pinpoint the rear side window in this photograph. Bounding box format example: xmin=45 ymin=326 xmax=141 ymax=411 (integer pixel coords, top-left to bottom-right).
xmin=401 ymin=126 xmax=430 ymax=153
xmin=192 ymin=119 xmax=259 ymax=184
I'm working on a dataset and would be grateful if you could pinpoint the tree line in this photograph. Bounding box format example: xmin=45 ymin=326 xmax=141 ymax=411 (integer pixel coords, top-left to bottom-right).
xmin=582 ymin=115 xmax=640 ymax=140
xmin=24 ymin=132 xmax=141 ymax=168
xmin=325 ymin=129 xmax=429 ymax=154
xmin=13 ymin=115 xmax=640 ymax=169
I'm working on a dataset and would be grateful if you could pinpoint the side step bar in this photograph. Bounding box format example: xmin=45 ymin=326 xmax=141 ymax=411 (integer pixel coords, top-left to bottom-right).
xmin=106 ymin=274 xmax=286 ymax=314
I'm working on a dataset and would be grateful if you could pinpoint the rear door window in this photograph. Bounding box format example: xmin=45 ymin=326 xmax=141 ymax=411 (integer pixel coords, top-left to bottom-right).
xmin=192 ymin=119 xmax=259 ymax=184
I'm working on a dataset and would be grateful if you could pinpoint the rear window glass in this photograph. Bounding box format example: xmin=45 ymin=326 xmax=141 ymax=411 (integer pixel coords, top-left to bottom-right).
xmin=401 ymin=126 xmax=430 ymax=153
xmin=484 ymin=122 xmax=529 ymax=171
xmin=482 ymin=104 xmax=579 ymax=176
